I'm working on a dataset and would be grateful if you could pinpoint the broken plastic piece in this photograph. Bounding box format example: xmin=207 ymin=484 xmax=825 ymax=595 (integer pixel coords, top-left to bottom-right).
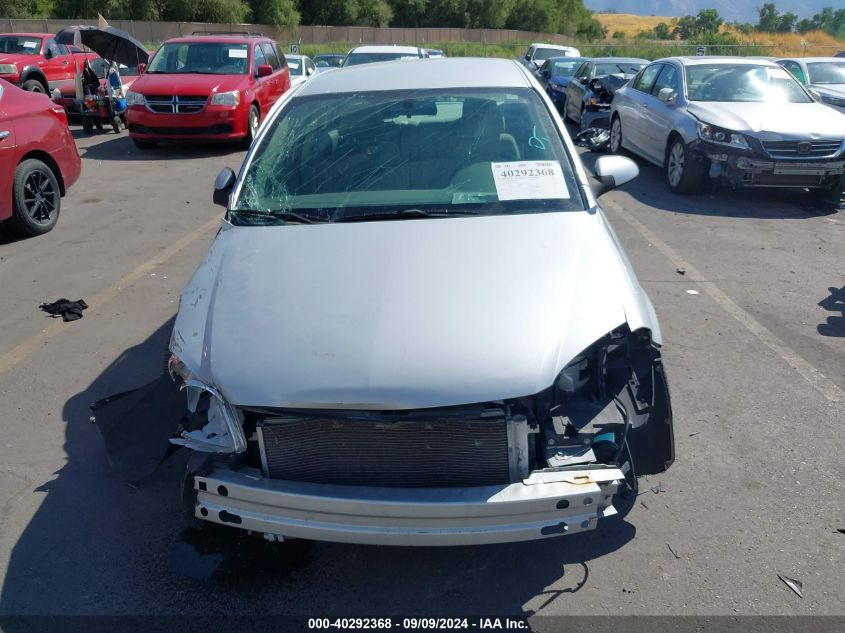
xmin=650 ymin=481 xmax=666 ymax=494
xmin=686 ymin=289 xmax=700 ymax=295
xmin=676 ymin=267 xmax=686 ymax=275
xmin=778 ymin=574 xmax=803 ymax=598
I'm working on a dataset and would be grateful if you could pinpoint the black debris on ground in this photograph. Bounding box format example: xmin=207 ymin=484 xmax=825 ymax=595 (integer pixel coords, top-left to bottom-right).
xmin=667 ymin=544 xmax=680 ymax=559
xmin=676 ymin=267 xmax=686 ymax=275
xmin=39 ymin=298 xmax=89 ymax=322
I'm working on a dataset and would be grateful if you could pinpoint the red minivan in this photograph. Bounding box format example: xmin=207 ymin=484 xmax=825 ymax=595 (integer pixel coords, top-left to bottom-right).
xmin=126 ymin=34 xmax=291 ymax=149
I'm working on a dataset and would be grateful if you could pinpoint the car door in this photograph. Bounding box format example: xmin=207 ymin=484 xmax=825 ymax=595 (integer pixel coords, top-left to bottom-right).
xmin=251 ymin=43 xmax=272 ymax=113
xmin=639 ymin=62 xmax=682 ymax=163
xmin=566 ymin=62 xmax=591 ymax=120
xmin=41 ymin=39 xmax=74 ymax=91
xmin=259 ymin=43 xmax=284 ymax=103
xmin=618 ymin=63 xmax=663 ymax=155
xmin=0 ymin=90 xmax=16 ymax=221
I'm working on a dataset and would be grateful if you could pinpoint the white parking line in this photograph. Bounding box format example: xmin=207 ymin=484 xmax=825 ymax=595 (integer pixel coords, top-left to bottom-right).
xmin=0 ymin=216 xmax=221 ymax=376
xmin=603 ymin=196 xmax=845 ymax=403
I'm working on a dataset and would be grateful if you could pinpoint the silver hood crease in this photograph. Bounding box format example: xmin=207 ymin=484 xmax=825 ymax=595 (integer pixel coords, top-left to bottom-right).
xmin=171 ymin=210 xmax=660 ymax=409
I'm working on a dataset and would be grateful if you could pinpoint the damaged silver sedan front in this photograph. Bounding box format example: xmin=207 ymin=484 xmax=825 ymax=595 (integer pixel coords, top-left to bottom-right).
xmin=111 ymin=58 xmax=674 ymax=546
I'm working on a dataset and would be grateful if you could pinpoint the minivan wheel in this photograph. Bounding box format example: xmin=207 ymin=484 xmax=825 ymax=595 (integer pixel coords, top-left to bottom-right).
xmin=609 ymin=116 xmax=623 ymax=154
xmin=242 ymin=105 xmax=259 ymax=148
xmin=666 ymin=136 xmax=705 ymax=194
xmin=10 ymin=159 xmax=61 ymax=235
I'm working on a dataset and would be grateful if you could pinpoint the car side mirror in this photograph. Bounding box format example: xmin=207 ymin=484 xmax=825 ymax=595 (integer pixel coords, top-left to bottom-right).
xmin=257 ymin=64 xmax=273 ymax=78
xmin=138 ymin=63 xmax=146 ymax=74
xmin=213 ymin=167 xmax=236 ymax=207
xmin=658 ymin=87 xmax=677 ymax=103
xmin=541 ymin=69 xmax=549 ymax=78
xmin=45 ymin=48 xmax=54 ymax=59
xmin=591 ymin=155 xmax=639 ymax=198
xmin=306 ymin=66 xmax=314 ymax=76
xmin=807 ymin=88 xmax=821 ymax=101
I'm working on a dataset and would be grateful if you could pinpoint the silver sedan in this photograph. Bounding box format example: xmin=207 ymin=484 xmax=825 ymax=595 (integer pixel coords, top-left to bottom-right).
xmin=609 ymin=56 xmax=845 ymax=202
xmin=109 ymin=58 xmax=675 ymax=546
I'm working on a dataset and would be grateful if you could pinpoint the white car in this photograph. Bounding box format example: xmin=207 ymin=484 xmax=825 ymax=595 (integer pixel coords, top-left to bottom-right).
xmin=521 ymin=43 xmax=581 ymax=71
xmin=341 ymin=45 xmax=428 ymax=66
xmin=285 ymin=53 xmax=315 ymax=87
xmin=97 ymin=58 xmax=674 ymax=546
xmin=776 ymin=57 xmax=845 ymax=113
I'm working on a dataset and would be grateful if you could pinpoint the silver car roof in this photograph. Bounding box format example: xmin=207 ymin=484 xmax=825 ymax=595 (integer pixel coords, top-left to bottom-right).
xmin=659 ymin=56 xmax=781 ymax=66
xmin=298 ymin=58 xmax=532 ymax=95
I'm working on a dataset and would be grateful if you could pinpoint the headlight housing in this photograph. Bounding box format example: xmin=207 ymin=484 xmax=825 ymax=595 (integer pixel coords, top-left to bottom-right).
xmin=697 ymin=121 xmax=750 ymax=150
xmin=125 ymin=90 xmax=145 ymax=106
xmin=168 ymin=355 xmax=247 ymax=454
xmin=211 ymin=90 xmax=240 ymax=106
xmin=0 ymin=63 xmax=18 ymax=75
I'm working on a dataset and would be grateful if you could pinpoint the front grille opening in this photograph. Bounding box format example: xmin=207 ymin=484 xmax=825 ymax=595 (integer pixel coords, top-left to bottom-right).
xmin=258 ymin=416 xmax=512 ymax=488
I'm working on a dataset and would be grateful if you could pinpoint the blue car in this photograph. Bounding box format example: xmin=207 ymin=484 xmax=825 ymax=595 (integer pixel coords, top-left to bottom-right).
xmin=536 ymin=57 xmax=587 ymax=109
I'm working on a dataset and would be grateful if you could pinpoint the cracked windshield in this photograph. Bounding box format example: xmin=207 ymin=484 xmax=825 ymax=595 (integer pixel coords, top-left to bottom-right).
xmin=233 ymin=88 xmax=584 ymax=225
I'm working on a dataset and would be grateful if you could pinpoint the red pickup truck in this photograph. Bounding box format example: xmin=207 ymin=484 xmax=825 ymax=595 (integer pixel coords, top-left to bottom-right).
xmin=0 ymin=33 xmax=86 ymax=95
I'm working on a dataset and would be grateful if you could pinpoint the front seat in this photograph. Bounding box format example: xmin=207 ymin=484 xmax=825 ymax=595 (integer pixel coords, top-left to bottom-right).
xmin=466 ymin=103 xmax=520 ymax=163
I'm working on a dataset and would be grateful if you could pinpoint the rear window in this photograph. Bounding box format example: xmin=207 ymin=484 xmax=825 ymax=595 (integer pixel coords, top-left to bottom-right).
xmin=232 ymin=88 xmax=585 ymax=225
xmin=343 ymin=52 xmax=422 ymax=66
xmin=807 ymin=61 xmax=845 ymax=85
xmin=146 ymin=42 xmax=250 ymax=75
xmin=550 ymin=60 xmax=581 ymax=77
xmin=0 ymin=36 xmax=41 ymax=55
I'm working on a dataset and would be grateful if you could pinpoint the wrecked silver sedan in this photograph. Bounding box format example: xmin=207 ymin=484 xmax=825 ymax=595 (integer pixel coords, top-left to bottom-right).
xmin=160 ymin=58 xmax=674 ymax=545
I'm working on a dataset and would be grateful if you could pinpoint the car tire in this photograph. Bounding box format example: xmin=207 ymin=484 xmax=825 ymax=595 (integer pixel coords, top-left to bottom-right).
xmin=665 ymin=136 xmax=705 ymax=195
xmin=809 ymin=176 xmax=845 ymax=211
xmin=132 ymin=138 xmax=157 ymax=150
xmin=111 ymin=115 xmax=122 ymax=134
xmin=242 ymin=104 xmax=259 ymax=148
xmin=22 ymin=79 xmax=46 ymax=94
xmin=82 ymin=117 xmax=93 ymax=134
xmin=9 ymin=159 xmax=61 ymax=236
xmin=609 ymin=115 xmax=623 ymax=154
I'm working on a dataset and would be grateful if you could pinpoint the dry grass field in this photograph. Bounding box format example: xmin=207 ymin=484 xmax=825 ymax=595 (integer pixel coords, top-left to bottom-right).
xmin=594 ymin=13 xmax=677 ymax=36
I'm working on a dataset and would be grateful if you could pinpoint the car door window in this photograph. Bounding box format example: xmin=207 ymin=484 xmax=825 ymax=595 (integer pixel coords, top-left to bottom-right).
xmin=306 ymin=58 xmax=316 ymax=75
xmin=253 ymin=44 xmax=267 ymax=75
xmin=781 ymin=61 xmax=807 ymax=84
xmin=44 ymin=39 xmax=61 ymax=58
xmin=261 ymin=43 xmax=281 ymax=71
xmin=274 ymin=45 xmax=288 ymax=68
xmin=651 ymin=64 xmax=679 ymax=97
xmin=575 ymin=63 xmax=591 ymax=82
xmin=633 ymin=64 xmax=662 ymax=93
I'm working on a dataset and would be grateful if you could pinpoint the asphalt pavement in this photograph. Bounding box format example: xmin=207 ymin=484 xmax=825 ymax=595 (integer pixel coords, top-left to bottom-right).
xmin=0 ymin=128 xmax=843 ymax=620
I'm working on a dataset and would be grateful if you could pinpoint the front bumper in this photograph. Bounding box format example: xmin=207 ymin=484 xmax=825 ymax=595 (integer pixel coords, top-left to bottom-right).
xmin=187 ymin=462 xmax=624 ymax=546
xmin=126 ymin=105 xmax=247 ymax=141
xmin=699 ymin=142 xmax=845 ymax=188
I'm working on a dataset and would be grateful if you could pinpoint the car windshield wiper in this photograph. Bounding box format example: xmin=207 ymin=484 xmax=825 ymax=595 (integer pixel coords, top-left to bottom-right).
xmin=335 ymin=208 xmax=479 ymax=223
xmin=230 ymin=210 xmax=326 ymax=224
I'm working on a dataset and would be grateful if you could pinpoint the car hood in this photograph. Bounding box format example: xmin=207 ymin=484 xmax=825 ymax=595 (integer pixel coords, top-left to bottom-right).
xmin=171 ymin=212 xmax=659 ymax=409
xmin=686 ymin=101 xmax=845 ymax=138
xmin=810 ymin=84 xmax=845 ymax=98
xmin=129 ymin=72 xmax=246 ymax=96
xmin=0 ymin=53 xmax=40 ymax=66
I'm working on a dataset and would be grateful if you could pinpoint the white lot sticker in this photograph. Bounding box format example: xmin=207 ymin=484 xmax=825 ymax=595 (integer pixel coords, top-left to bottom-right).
xmin=23 ymin=41 xmax=37 ymax=48
xmin=228 ymin=49 xmax=248 ymax=59
xmin=491 ymin=161 xmax=569 ymax=201
xmin=766 ymin=67 xmax=791 ymax=80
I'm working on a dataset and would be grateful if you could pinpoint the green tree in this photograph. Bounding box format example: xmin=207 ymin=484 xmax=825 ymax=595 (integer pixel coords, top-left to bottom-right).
xmin=776 ymin=11 xmax=797 ymax=33
xmin=795 ymin=18 xmax=815 ymax=33
xmin=388 ymin=0 xmax=428 ymax=27
xmin=673 ymin=15 xmax=697 ymax=39
xmin=653 ymin=22 xmax=670 ymax=39
xmin=4 ymin=0 xmax=56 ymax=18
xmin=192 ymin=0 xmax=250 ymax=23
xmin=250 ymin=0 xmax=300 ymax=26
xmin=465 ymin=0 xmax=514 ymax=29
xmin=695 ymin=9 xmax=722 ymax=35
xmin=356 ymin=0 xmax=393 ymax=26
xmin=756 ymin=3 xmax=779 ymax=32
xmin=611 ymin=29 xmax=625 ymax=39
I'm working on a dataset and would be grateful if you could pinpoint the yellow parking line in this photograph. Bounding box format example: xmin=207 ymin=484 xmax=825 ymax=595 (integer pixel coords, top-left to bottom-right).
xmin=603 ymin=196 xmax=844 ymax=404
xmin=0 ymin=216 xmax=221 ymax=376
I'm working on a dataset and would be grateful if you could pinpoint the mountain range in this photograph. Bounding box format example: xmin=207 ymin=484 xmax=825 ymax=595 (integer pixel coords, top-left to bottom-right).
xmin=584 ymin=0 xmax=836 ymax=22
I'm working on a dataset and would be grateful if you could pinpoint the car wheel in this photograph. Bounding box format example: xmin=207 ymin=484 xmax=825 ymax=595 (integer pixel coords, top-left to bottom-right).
xmin=809 ymin=175 xmax=845 ymax=211
xmin=82 ymin=117 xmax=93 ymax=134
xmin=10 ymin=159 xmax=61 ymax=236
xmin=132 ymin=138 xmax=157 ymax=150
xmin=242 ymin=105 xmax=259 ymax=148
xmin=111 ymin=115 xmax=122 ymax=134
xmin=666 ymin=136 xmax=705 ymax=195
xmin=609 ymin=116 xmax=623 ymax=154
xmin=22 ymin=79 xmax=46 ymax=94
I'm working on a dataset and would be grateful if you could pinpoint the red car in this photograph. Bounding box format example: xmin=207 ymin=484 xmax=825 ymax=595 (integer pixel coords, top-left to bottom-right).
xmin=0 ymin=79 xmax=82 ymax=235
xmin=126 ymin=34 xmax=292 ymax=149
xmin=0 ymin=33 xmax=80 ymax=95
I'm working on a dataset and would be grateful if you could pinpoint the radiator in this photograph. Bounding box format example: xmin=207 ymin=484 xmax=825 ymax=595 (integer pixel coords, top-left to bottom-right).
xmin=257 ymin=414 xmax=519 ymax=487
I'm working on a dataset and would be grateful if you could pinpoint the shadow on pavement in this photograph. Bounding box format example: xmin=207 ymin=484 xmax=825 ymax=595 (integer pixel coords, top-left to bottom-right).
xmin=575 ymin=143 xmax=842 ymax=220
xmin=73 ymin=130 xmax=243 ymax=163
xmin=1 ymin=319 xmax=636 ymax=617
xmin=818 ymin=286 xmax=845 ymax=337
